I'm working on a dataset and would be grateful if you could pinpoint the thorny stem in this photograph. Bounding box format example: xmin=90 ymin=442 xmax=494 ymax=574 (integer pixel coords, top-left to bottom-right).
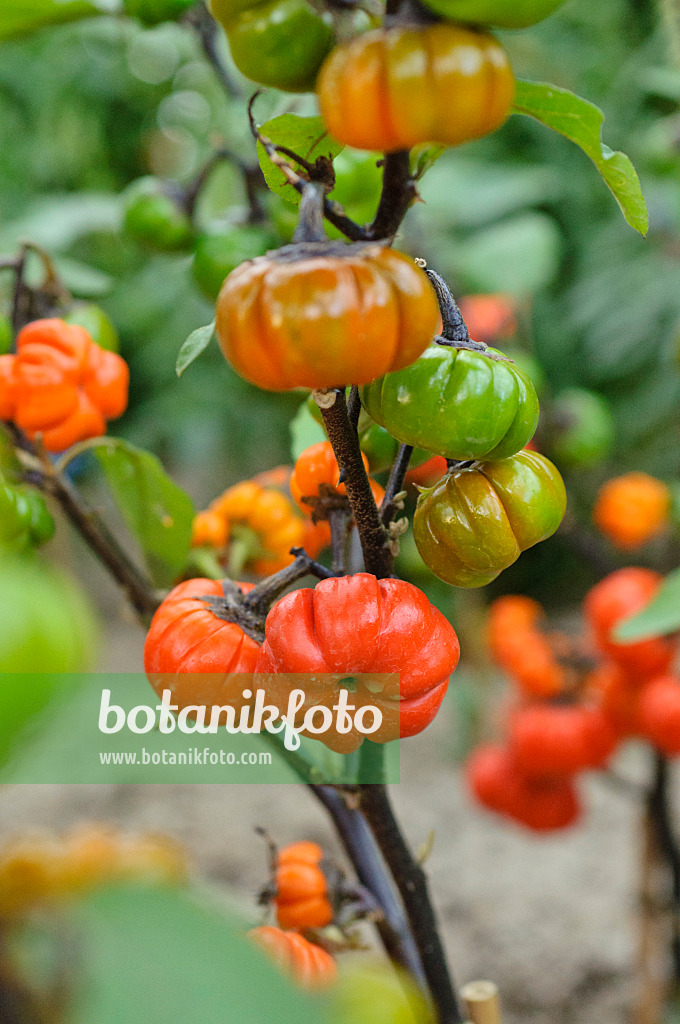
xmin=648 ymin=752 xmax=680 ymax=979
xmin=309 ymin=785 xmax=428 ymax=990
xmin=380 ymin=443 xmax=413 ymax=526
xmin=316 ymin=389 xmax=392 ymax=578
xmin=361 ymin=785 xmax=464 ymax=1024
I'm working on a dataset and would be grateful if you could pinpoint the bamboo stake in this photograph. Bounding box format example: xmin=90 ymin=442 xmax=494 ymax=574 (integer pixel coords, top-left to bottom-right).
xmin=460 ymin=981 xmax=502 ymax=1024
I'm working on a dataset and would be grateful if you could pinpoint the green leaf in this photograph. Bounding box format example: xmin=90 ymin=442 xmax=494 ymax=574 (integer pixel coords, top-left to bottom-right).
xmin=512 ymin=79 xmax=649 ymax=236
xmin=176 ymin=320 xmax=215 ymax=378
xmin=614 ymin=569 xmax=680 ymax=642
xmin=410 ymin=143 xmax=445 ymax=180
xmin=92 ymin=439 xmax=194 ymax=588
xmin=0 ymin=0 xmax=120 ymax=40
xmin=30 ymin=885 xmax=324 ymax=1024
xmin=256 ymin=114 xmax=344 ymax=206
xmin=290 ymin=400 xmax=326 ymax=461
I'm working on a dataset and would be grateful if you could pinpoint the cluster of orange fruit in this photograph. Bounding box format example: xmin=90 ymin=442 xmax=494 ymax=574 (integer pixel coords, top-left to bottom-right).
xmin=249 ymin=840 xmax=337 ymax=988
xmin=191 ymin=441 xmax=385 ymax=578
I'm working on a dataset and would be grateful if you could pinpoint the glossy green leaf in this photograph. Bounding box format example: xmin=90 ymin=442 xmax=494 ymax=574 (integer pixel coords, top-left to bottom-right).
xmin=256 ymin=114 xmax=343 ymax=206
xmin=0 ymin=0 xmax=120 ymax=40
xmin=92 ymin=439 xmax=194 ymax=587
xmin=43 ymin=885 xmax=325 ymax=1024
xmin=176 ymin=319 xmax=215 ymax=377
xmin=614 ymin=568 xmax=680 ymax=642
xmin=512 ymin=79 xmax=648 ymax=236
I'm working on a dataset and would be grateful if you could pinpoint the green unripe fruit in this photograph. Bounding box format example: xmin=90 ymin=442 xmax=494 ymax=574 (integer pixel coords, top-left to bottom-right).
xmin=414 ymin=451 xmax=566 ymax=588
xmin=359 ymin=421 xmax=430 ymax=475
xmin=225 ymin=0 xmax=334 ymax=93
xmin=22 ymin=489 xmax=56 ymax=547
xmin=123 ymin=178 xmax=193 ymax=253
xmin=501 ymin=348 xmax=546 ymax=397
xmin=0 ymin=557 xmax=98 ymax=768
xmin=64 ymin=303 xmax=120 ymax=353
xmin=192 ymin=224 xmax=278 ymax=301
xmin=0 ymin=557 xmax=98 ymax=673
xmin=0 ymin=482 xmax=54 ymax=555
xmin=210 ymin=0 xmax=263 ymax=20
xmin=416 ymin=0 xmax=566 ymax=28
xmin=123 ymin=0 xmax=196 ymax=24
xmin=550 ymin=387 xmax=615 ymax=467
xmin=332 ymin=964 xmax=433 ymax=1024
xmin=361 ymin=344 xmax=540 ymax=463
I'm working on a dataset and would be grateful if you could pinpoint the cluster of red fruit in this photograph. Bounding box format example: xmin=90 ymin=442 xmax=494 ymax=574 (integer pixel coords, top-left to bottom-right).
xmin=467 ymin=568 xmax=679 ymax=832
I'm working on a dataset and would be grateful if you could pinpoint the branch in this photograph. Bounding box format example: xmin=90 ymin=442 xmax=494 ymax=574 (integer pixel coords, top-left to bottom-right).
xmin=648 ymin=751 xmax=680 ymax=979
xmin=8 ymin=427 xmax=160 ymax=622
xmin=310 ymin=785 xmax=428 ymax=990
xmin=360 ymin=785 xmax=464 ymax=1024
xmin=380 ymin=443 xmax=413 ymax=526
xmin=181 ymin=147 xmax=267 ymax=222
xmin=243 ymin=547 xmax=337 ymax=617
xmin=186 ymin=3 xmax=242 ymax=99
xmin=368 ymin=151 xmax=418 ymax=240
xmin=328 ymin=509 xmax=348 ymax=575
xmin=44 ymin=466 xmax=160 ymax=622
xmin=315 ymin=389 xmax=392 ymax=578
